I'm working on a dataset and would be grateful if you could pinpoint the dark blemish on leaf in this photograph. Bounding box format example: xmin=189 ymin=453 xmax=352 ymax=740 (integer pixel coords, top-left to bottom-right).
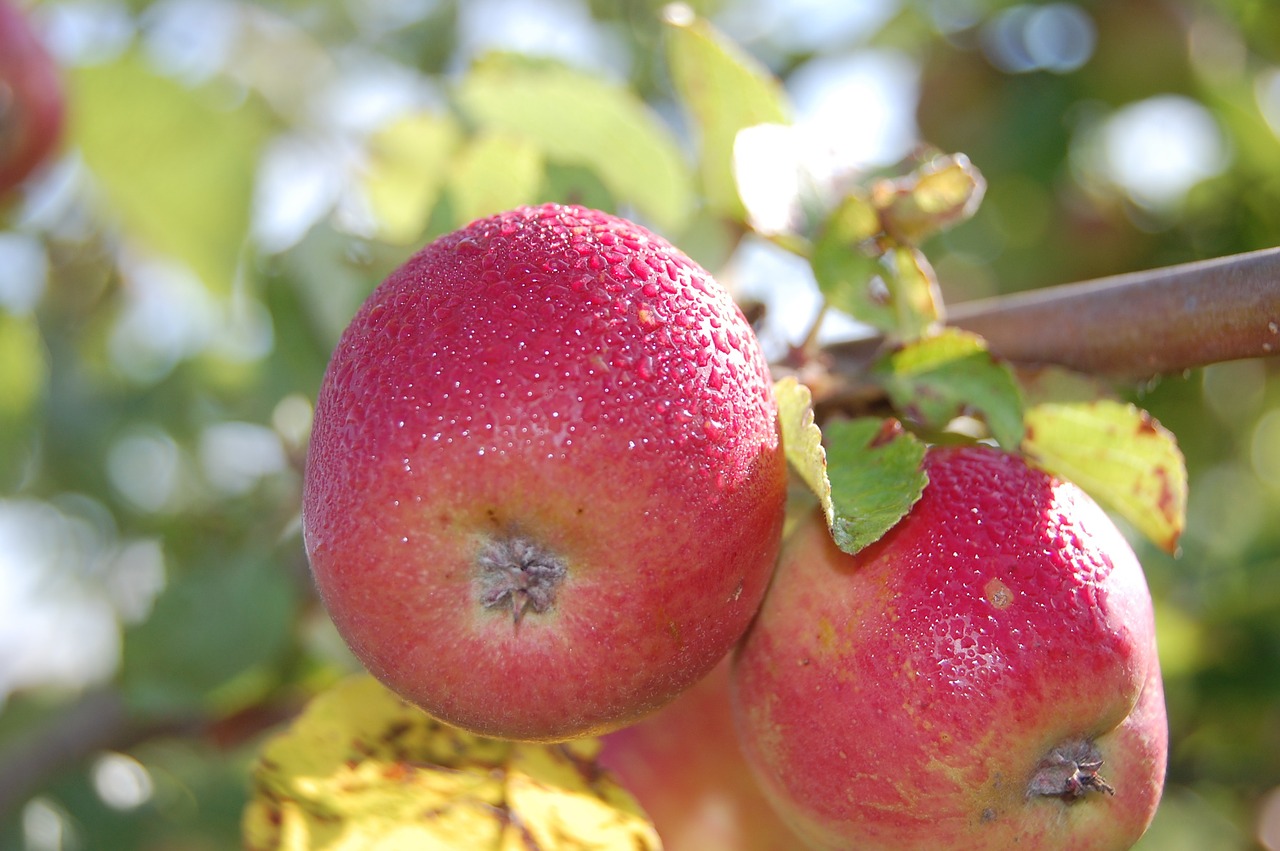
xmin=382 ymin=720 xmax=412 ymax=742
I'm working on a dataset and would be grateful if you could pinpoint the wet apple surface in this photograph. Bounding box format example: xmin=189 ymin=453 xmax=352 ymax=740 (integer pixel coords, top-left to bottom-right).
xmin=731 ymin=444 xmax=1167 ymax=851
xmin=304 ymin=204 xmax=787 ymax=742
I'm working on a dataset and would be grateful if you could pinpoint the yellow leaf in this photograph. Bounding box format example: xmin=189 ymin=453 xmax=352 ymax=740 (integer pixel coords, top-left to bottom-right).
xmin=457 ymin=56 xmax=693 ymax=232
xmin=243 ymin=676 xmax=661 ymax=851
xmin=775 ymin=376 xmax=832 ymax=529
xmin=0 ymin=313 xmax=46 ymax=420
xmin=71 ymin=52 xmax=268 ymax=296
xmin=363 ymin=112 xmax=462 ymax=245
xmin=447 ymin=132 xmax=544 ymax=225
xmin=1023 ymin=400 xmax=1187 ymax=553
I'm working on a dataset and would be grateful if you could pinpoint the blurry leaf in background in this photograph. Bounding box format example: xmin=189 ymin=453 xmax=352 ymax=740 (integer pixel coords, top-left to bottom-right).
xmin=811 ymin=193 xmax=891 ymax=330
xmin=664 ymin=5 xmax=790 ymax=220
xmin=121 ymin=554 xmax=297 ymax=717
xmin=362 ymin=112 xmax=462 ymax=245
xmin=874 ymin=328 xmax=1025 ymax=450
xmin=456 ymin=55 xmax=693 ymax=231
xmin=244 ymin=675 xmax=660 ymax=851
xmin=446 ymin=131 xmax=544 ymax=224
xmin=71 ymin=52 xmax=271 ymax=298
xmin=1023 ymin=400 xmax=1188 ymax=554
xmin=0 ymin=312 xmax=47 ymax=421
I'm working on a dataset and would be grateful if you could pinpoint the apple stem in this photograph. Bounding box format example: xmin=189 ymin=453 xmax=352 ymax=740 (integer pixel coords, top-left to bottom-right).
xmin=475 ymin=533 xmax=568 ymax=624
xmin=1026 ymin=739 xmax=1116 ymax=801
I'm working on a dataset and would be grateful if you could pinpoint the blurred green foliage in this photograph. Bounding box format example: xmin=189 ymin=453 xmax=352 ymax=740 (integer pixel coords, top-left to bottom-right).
xmin=1 ymin=0 xmax=1279 ymax=849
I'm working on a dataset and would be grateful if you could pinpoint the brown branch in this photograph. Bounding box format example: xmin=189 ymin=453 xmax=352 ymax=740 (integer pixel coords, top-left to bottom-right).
xmin=829 ymin=246 xmax=1280 ymax=381
xmin=0 ymin=690 xmax=192 ymax=821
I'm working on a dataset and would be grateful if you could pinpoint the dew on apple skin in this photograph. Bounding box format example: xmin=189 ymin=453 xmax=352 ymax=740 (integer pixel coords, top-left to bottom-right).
xmin=314 ymin=203 xmax=779 ymax=513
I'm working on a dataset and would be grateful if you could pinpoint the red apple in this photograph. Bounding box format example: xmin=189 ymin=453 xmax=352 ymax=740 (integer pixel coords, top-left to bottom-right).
xmin=304 ymin=204 xmax=787 ymax=742
xmin=598 ymin=658 xmax=804 ymax=851
xmin=0 ymin=0 xmax=63 ymax=196
xmin=731 ymin=444 xmax=1167 ymax=850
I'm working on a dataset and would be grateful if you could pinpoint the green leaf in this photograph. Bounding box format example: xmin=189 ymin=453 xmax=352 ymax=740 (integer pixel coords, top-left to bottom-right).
xmin=776 ymin=380 xmax=926 ymax=554
xmin=664 ymin=6 xmax=789 ymax=219
xmin=824 ymin=417 xmax=928 ymax=555
xmin=825 ymin=418 xmax=928 ymax=555
xmin=811 ymin=193 xmax=896 ymax=334
xmin=121 ymin=554 xmax=296 ymax=715
xmin=874 ymin=328 xmax=1025 ymax=449
xmin=243 ymin=676 xmax=660 ymax=850
xmin=456 ymin=55 xmax=693 ymax=231
xmin=446 ymin=131 xmax=545 ymax=225
xmin=71 ymin=52 xmax=270 ymax=296
xmin=811 ymin=200 xmax=942 ymax=339
xmin=1022 ymin=400 xmax=1188 ymax=553
xmin=884 ymin=246 xmax=944 ymax=340
xmin=363 ymin=111 xmax=462 ymax=244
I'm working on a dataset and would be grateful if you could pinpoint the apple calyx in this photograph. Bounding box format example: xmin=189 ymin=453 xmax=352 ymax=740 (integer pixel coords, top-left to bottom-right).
xmin=476 ymin=533 xmax=568 ymax=624
xmin=1026 ymin=739 xmax=1116 ymax=801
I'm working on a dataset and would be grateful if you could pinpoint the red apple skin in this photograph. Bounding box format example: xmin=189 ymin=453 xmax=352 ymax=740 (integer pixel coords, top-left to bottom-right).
xmin=598 ymin=658 xmax=805 ymax=851
xmin=304 ymin=204 xmax=787 ymax=742
xmin=0 ymin=0 xmax=64 ymax=196
xmin=731 ymin=445 xmax=1167 ymax=851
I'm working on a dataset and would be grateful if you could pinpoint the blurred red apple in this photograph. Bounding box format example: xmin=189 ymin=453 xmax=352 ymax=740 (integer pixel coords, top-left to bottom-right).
xmin=0 ymin=0 xmax=63 ymax=196
xmin=732 ymin=444 xmax=1167 ymax=850
xmin=599 ymin=658 xmax=803 ymax=851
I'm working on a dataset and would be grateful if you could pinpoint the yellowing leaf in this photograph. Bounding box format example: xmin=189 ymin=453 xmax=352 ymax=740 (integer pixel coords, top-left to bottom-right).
xmin=876 ymin=153 xmax=986 ymax=245
xmin=1022 ymin=400 xmax=1187 ymax=553
xmin=446 ymin=132 xmax=545 ymax=225
xmin=664 ymin=6 xmax=789 ymax=219
xmin=363 ymin=112 xmax=462 ymax=244
xmin=776 ymin=376 xmax=833 ymax=527
xmin=71 ymin=52 xmax=268 ymax=296
xmin=243 ymin=676 xmax=660 ymax=851
xmin=457 ymin=56 xmax=693 ymax=232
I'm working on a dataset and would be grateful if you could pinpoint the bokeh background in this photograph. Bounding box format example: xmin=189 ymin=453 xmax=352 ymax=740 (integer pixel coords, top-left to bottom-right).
xmin=1 ymin=0 xmax=1278 ymax=848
